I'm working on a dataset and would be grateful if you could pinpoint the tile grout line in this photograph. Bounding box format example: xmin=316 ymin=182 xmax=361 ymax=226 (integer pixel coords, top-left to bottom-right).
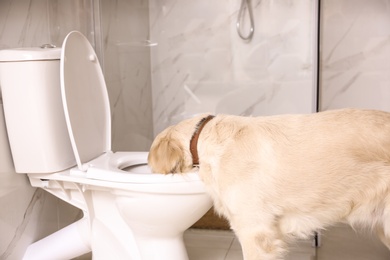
xmin=224 ymin=236 xmax=237 ymax=260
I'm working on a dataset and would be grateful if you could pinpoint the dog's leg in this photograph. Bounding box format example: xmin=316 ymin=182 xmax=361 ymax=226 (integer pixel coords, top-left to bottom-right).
xmin=234 ymin=225 xmax=286 ymax=260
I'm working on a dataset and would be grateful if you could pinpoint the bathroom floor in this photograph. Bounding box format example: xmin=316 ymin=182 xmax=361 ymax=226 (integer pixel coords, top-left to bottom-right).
xmin=76 ymin=224 xmax=390 ymax=259
xmin=184 ymin=224 xmax=390 ymax=260
xmin=184 ymin=229 xmax=315 ymax=260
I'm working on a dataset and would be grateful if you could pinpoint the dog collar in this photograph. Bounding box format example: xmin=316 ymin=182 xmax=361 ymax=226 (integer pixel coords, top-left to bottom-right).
xmin=190 ymin=115 xmax=215 ymax=166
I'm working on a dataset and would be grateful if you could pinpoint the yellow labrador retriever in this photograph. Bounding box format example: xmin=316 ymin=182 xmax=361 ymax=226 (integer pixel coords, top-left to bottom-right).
xmin=148 ymin=108 xmax=390 ymax=260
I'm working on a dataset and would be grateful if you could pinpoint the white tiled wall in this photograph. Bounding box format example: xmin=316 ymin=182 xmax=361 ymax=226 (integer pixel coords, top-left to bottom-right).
xmin=100 ymin=0 xmax=154 ymax=152
xmin=320 ymin=0 xmax=390 ymax=111
xmin=149 ymin=0 xmax=318 ymax=134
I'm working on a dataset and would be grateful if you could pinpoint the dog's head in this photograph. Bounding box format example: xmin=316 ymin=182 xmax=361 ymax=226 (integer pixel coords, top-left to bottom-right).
xmin=148 ymin=114 xmax=210 ymax=174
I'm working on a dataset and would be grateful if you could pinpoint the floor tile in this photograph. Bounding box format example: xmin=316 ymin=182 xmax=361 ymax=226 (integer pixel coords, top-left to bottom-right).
xmin=184 ymin=229 xmax=234 ymax=250
xmin=225 ymin=249 xmax=244 ymax=260
xmin=186 ymin=247 xmax=229 ymax=260
xmin=229 ymin=238 xmax=242 ymax=250
xmin=78 ymin=225 xmax=390 ymax=259
xmin=316 ymin=224 xmax=390 ymax=260
xmin=184 ymin=229 xmax=315 ymax=260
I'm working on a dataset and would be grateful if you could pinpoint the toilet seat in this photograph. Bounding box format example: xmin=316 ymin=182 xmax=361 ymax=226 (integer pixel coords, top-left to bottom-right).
xmin=29 ymin=151 xmax=206 ymax=196
xmin=61 ymin=31 xmax=111 ymax=172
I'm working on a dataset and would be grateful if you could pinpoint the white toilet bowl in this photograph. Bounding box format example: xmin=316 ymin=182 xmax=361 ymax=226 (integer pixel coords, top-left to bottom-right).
xmin=0 ymin=31 xmax=212 ymax=260
xmin=25 ymin=152 xmax=211 ymax=260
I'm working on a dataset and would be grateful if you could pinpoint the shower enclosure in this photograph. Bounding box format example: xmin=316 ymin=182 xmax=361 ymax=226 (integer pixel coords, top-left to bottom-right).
xmin=96 ymin=0 xmax=319 ymax=151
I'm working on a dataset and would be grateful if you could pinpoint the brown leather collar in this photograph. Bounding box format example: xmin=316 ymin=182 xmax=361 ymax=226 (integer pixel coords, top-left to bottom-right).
xmin=190 ymin=115 xmax=215 ymax=166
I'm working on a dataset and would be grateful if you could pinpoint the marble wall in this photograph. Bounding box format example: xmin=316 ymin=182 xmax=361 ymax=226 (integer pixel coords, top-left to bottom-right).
xmin=0 ymin=0 xmax=93 ymax=258
xmin=149 ymin=0 xmax=319 ymax=134
xmin=0 ymin=0 xmax=95 ymax=49
xmin=320 ymin=0 xmax=390 ymax=111
xmin=100 ymin=0 xmax=154 ymax=151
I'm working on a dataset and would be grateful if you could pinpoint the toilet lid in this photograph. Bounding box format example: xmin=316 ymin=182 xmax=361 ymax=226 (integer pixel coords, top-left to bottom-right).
xmin=60 ymin=31 xmax=111 ymax=171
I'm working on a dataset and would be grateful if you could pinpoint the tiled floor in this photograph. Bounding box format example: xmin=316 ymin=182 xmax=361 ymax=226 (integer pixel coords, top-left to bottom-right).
xmin=316 ymin=224 xmax=390 ymax=260
xmin=184 ymin=224 xmax=390 ymax=260
xmin=184 ymin=229 xmax=315 ymax=260
xmin=76 ymin=224 xmax=390 ymax=259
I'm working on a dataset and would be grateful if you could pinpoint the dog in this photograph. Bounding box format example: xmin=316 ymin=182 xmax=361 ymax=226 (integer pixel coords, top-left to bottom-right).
xmin=148 ymin=108 xmax=390 ymax=260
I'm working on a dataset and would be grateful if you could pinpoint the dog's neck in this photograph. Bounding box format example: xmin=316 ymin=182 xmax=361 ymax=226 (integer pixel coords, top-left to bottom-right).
xmin=189 ymin=115 xmax=215 ymax=166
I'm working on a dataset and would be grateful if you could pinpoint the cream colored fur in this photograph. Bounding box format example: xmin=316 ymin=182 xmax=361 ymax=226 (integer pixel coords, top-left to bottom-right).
xmin=148 ymin=109 xmax=390 ymax=259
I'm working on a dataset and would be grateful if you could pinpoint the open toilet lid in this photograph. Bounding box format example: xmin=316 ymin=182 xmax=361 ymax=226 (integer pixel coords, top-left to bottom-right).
xmin=60 ymin=31 xmax=111 ymax=171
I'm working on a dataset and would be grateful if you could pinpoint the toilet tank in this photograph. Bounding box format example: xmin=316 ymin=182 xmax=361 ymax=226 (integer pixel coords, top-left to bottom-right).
xmin=0 ymin=47 xmax=76 ymax=173
xmin=0 ymin=103 xmax=14 ymax=174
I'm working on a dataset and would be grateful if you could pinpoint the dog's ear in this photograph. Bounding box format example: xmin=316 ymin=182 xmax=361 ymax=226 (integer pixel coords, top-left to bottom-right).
xmin=148 ymin=134 xmax=186 ymax=174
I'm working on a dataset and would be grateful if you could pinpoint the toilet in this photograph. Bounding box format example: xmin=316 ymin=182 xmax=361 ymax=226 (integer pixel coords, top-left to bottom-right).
xmin=0 ymin=31 xmax=212 ymax=260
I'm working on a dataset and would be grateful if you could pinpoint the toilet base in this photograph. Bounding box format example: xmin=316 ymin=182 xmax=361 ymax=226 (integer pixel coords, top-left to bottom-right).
xmin=24 ymin=174 xmax=212 ymax=260
xmin=22 ymin=218 xmax=190 ymax=260
xmin=23 ymin=218 xmax=91 ymax=260
xmin=135 ymin=234 xmax=189 ymax=260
